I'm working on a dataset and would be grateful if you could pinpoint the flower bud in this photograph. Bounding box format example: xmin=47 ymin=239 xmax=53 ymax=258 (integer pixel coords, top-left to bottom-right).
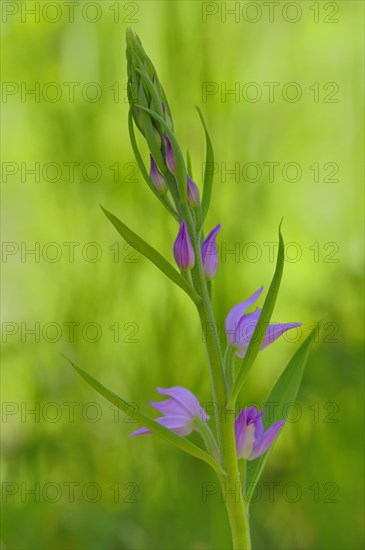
xmin=173 ymin=221 xmax=195 ymax=271
xmin=150 ymin=155 xmax=168 ymax=194
xmin=201 ymin=224 xmax=221 ymax=280
xmin=133 ymin=105 xmax=145 ymax=135
xmin=163 ymin=133 xmax=176 ymax=174
xmin=162 ymin=101 xmax=173 ymax=130
xmin=152 ymin=125 xmax=161 ymax=149
xmin=187 ymin=175 xmax=200 ymax=208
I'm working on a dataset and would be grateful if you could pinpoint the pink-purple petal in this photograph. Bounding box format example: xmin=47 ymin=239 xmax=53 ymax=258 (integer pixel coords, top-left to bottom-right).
xmin=129 ymin=426 xmax=151 ymax=437
xmin=235 ymin=309 xmax=261 ymax=356
xmin=252 ymin=409 xmax=265 ymax=441
xmin=234 ymin=408 xmax=248 ymax=457
xmin=233 ymin=309 xmax=301 ymax=357
xmin=201 ymin=224 xmax=221 ymax=280
xmin=155 ymin=415 xmax=195 ymax=436
xmin=129 ymin=386 xmax=209 ymax=438
xmin=246 ymin=406 xmax=258 ymax=423
xmin=148 ymin=398 xmax=190 ymax=418
xmin=250 ymin=420 xmax=285 ymax=459
xmin=129 ymin=415 xmax=194 ymax=437
xmin=157 ymin=386 xmax=208 ymax=421
xmin=225 ymin=287 xmax=264 ymax=347
xmin=261 ymin=323 xmax=302 ymax=350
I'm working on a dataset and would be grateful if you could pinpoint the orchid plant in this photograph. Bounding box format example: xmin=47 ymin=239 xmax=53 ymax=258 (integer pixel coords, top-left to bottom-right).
xmin=66 ymin=30 xmax=316 ymax=549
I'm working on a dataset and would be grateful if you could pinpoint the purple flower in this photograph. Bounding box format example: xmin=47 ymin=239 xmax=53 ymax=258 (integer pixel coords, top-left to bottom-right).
xmin=225 ymin=287 xmax=301 ymax=357
xmin=150 ymin=155 xmax=167 ymax=194
xmin=201 ymin=224 xmax=221 ymax=280
xmin=187 ymin=175 xmax=200 ymax=208
xmin=235 ymin=406 xmax=285 ymax=460
xmin=129 ymin=386 xmax=210 ymax=437
xmin=163 ymin=133 xmax=176 ymax=174
xmin=173 ymin=221 xmax=195 ymax=271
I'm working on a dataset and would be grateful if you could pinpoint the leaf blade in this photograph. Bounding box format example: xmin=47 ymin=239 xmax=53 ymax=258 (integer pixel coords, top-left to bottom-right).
xmin=195 ymin=106 xmax=214 ymax=224
xmin=245 ymin=329 xmax=316 ymax=503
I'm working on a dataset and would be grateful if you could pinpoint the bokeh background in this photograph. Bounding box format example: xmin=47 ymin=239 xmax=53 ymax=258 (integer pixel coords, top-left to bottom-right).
xmin=1 ymin=1 xmax=364 ymax=549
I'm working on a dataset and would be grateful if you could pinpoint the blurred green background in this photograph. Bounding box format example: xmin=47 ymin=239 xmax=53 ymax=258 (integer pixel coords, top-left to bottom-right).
xmin=1 ymin=1 xmax=364 ymax=549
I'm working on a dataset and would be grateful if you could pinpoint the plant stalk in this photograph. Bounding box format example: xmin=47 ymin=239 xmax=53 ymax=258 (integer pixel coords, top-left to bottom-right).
xmin=182 ymin=204 xmax=251 ymax=549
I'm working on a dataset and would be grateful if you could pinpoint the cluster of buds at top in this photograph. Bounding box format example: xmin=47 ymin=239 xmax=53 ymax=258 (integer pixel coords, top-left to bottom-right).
xmin=126 ymin=29 xmax=219 ymax=281
xmin=127 ymin=29 xmax=193 ymax=209
xmin=126 ymin=29 xmax=174 ymax=135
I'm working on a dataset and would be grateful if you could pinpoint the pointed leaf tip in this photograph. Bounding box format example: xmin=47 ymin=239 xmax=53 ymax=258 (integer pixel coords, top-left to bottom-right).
xmin=195 ymin=106 xmax=214 ymax=225
xmin=246 ymin=328 xmax=316 ymax=503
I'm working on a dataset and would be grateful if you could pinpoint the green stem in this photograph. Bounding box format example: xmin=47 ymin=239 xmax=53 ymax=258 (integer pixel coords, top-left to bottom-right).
xmin=196 ymin=300 xmax=226 ymax=448
xmin=219 ymin=423 xmax=251 ymax=550
xmin=182 ymin=204 xmax=225 ymax=445
xmin=224 ymin=345 xmax=236 ymax=390
xmin=182 ymin=204 xmax=251 ymax=549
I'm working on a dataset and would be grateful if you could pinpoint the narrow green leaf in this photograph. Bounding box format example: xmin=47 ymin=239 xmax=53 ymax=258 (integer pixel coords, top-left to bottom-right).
xmin=228 ymin=223 xmax=285 ymax=407
xmin=245 ymin=329 xmax=316 ymax=503
xmin=101 ymin=206 xmax=201 ymax=305
xmin=135 ymin=105 xmax=187 ymax=203
xmin=63 ymin=356 xmax=223 ymax=475
xmin=195 ymin=106 xmax=214 ymax=224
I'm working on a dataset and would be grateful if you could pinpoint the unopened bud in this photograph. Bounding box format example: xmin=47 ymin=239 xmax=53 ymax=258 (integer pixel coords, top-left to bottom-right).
xmin=187 ymin=175 xmax=200 ymax=208
xmin=163 ymin=133 xmax=176 ymax=174
xmin=150 ymin=155 xmax=168 ymax=194
xmin=201 ymin=224 xmax=221 ymax=280
xmin=173 ymin=221 xmax=195 ymax=271
xmin=162 ymin=101 xmax=173 ymax=130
